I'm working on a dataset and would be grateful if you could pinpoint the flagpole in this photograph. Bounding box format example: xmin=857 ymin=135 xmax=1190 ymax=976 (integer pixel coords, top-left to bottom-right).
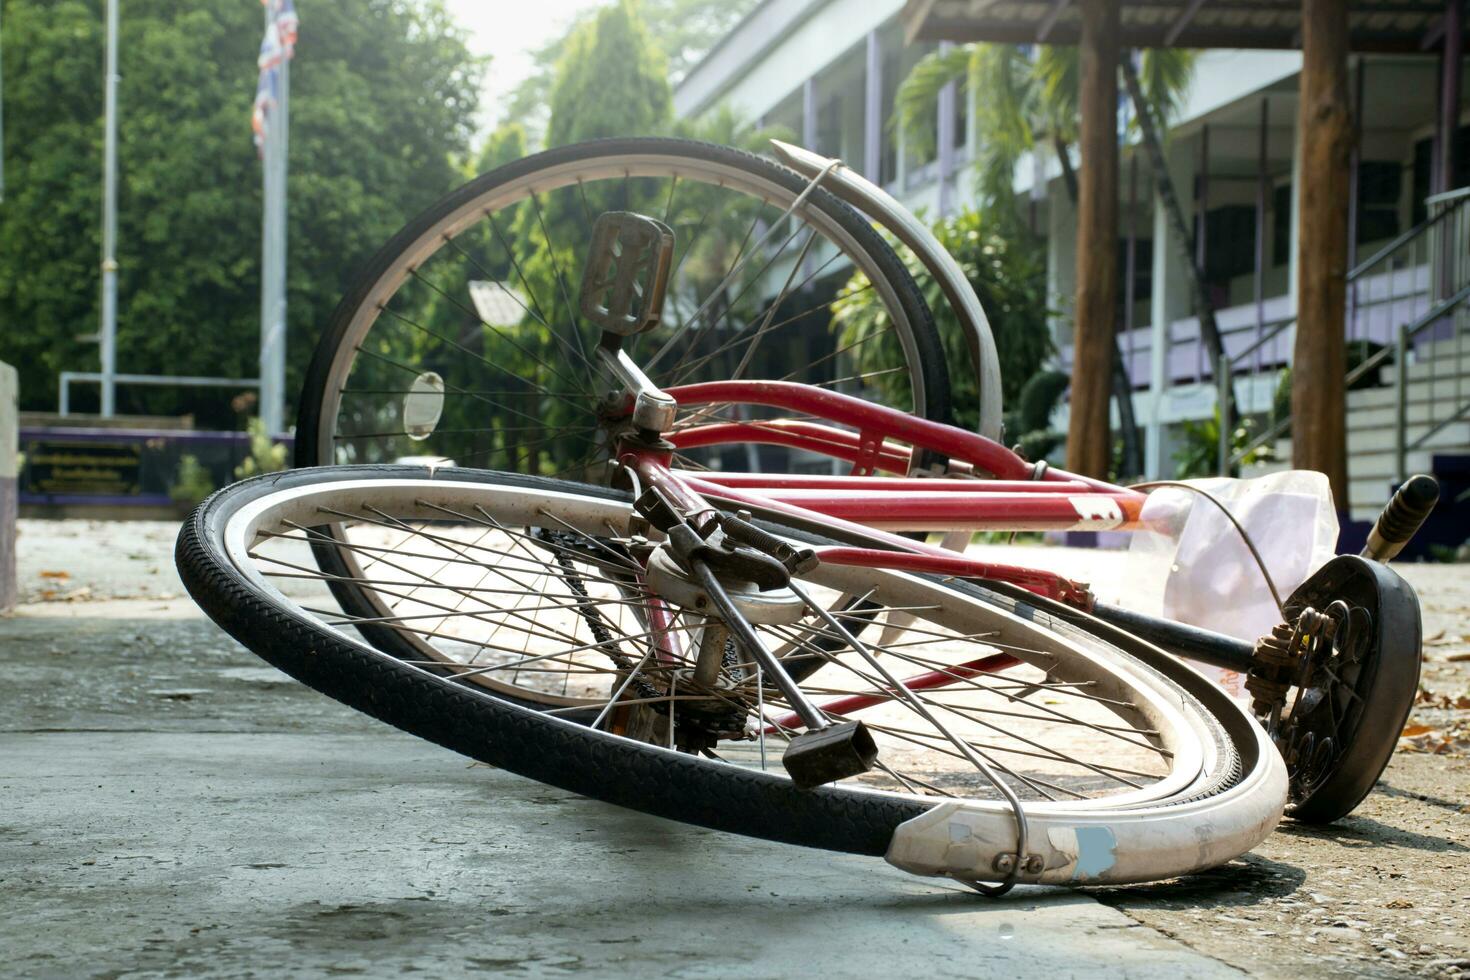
xmin=99 ymin=0 xmax=120 ymax=417
xmin=1 ymin=0 xmax=7 ymax=203
xmin=258 ymin=6 xmax=288 ymax=437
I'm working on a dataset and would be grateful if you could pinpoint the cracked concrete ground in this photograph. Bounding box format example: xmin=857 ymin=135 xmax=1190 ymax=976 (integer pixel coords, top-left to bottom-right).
xmin=2 ymin=520 xmax=1467 ymax=978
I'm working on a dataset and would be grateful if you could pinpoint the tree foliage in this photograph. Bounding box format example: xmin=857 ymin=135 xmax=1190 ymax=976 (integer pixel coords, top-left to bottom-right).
xmin=831 ymin=209 xmax=1052 ymax=433
xmin=547 ymin=1 xmax=672 ymax=147
xmin=0 ymin=0 xmax=484 ymax=423
xmin=896 ymin=44 xmax=1196 ymax=227
xmin=476 ymin=121 xmax=529 ymax=174
xmin=501 ymin=0 xmax=760 ymax=147
xmin=339 ymin=3 xmax=794 ymax=477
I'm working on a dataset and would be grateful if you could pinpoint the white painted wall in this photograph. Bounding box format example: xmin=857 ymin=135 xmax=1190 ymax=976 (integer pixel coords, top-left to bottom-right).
xmin=675 ymin=10 xmax=1455 ymax=479
xmin=676 ymin=0 xmax=905 ymax=119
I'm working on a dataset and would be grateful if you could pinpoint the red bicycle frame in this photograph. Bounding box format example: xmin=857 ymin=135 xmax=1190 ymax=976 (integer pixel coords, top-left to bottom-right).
xmin=613 ymin=379 xmax=1153 ymax=611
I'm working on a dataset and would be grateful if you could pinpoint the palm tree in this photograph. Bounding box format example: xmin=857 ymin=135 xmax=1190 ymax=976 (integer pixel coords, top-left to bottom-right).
xmin=895 ymin=44 xmax=1197 ymax=478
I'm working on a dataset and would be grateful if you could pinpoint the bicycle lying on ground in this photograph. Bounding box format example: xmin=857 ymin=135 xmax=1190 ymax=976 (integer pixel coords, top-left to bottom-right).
xmin=177 ymin=138 xmax=1433 ymax=895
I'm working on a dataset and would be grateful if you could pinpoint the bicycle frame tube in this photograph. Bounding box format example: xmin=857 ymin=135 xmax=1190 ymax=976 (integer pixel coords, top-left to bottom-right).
xmin=656 ymin=380 xmax=1150 ymax=534
xmin=608 ymin=371 xmax=1261 ymax=730
xmin=624 ymin=451 xmax=1099 ymax=608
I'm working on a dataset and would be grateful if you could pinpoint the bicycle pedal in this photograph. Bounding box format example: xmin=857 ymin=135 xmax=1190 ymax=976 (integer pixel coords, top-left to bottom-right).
xmin=579 ymin=211 xmax=674 ymax=336
xmin=782 ymin=720 xmax=878 ymax=789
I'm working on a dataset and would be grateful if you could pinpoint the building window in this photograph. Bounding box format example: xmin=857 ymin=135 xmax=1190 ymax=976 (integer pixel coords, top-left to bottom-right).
xmin=952 ymin=79 xmax=968 ymax=154
xmin=1355 ymin=160 xmax=1400 ymax=246
xmin=817 ymin=93 xmax=843 ymax=159
xmin=1272 ymin=183 xmax=1291 ymax=268
xmin=880 ymin=51 xmax=901 ymax=185
xmin=1116 ymin=237 xmax=1154 ymax=304
xmin=1116 ymin=236 xmax=1153 ymax=335
xmin=1198 ymin=204 xmax=1255 ymax=289
xmin=1412 ymin=126 xmax=1470 ymax=225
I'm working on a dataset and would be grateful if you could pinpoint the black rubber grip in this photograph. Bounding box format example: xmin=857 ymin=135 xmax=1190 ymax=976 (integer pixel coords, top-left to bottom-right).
xmin=1374 ymin=474 xmax=1440 ymax=545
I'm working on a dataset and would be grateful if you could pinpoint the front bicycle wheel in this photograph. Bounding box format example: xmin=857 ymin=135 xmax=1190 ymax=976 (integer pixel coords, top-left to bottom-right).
xmin=177 ymin=466 xmax=1286 ymax=887
xmin=294 ymin=137 xmax=950 ymax=478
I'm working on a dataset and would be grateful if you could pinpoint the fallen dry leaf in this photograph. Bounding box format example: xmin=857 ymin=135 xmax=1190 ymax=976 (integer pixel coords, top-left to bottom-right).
xmin=38 ymin=570 xmax=69 ymax=579
xmin=1397 ymin=719 xmax=1470 ymax=755
xmin=1447 ymin=652 xmax=1470 ymax=663
xmin=40 ymin=586 xmax=94 ymax=603
xmin=1415 ymin=690 xmax=1470 ymax=709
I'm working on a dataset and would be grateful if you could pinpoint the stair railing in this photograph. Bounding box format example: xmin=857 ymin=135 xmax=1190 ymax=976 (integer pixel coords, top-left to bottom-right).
xmin=1220 ymin=186 xmax=1470 ymax=479
xmin=1393 ymin=186 xmax=1470 ymax=482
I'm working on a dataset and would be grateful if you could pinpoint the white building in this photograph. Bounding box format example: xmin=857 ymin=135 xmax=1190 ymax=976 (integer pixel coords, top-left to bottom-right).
xmin=675 ymin=0 xmax=1470 ymax=520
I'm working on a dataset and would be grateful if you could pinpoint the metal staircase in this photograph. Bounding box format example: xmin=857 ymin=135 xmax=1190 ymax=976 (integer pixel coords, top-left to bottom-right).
xmin=1229 ymin=186 xmax=1470 ymax=522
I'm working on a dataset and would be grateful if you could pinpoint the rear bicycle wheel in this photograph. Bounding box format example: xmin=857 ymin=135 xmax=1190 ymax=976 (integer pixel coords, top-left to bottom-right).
xmin=294 ymin=137 xmax=953 ymax=668
xmin=294 ymin=137 xmax=951 ymax=477
xmin=177 ymin=466 xmax=1286 ymax=887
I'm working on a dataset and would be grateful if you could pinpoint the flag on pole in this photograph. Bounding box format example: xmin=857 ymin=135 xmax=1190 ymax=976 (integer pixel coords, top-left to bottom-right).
xmin=276 ymin=0 xmax=300 ymax=52
xmin=252 ymin=1 xmax=299 ymax=156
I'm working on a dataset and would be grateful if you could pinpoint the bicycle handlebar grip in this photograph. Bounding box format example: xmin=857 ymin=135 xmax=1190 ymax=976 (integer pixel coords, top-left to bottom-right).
xmin=1362 ymin=473 xmax=1439 ymax=562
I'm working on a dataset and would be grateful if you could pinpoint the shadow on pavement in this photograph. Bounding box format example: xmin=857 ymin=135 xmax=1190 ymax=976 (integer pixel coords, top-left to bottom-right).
xmin=1278 ymin=813 xmax=1469 ymax=854
xmin=1089 ymin=853 xmax=1306 ymax=910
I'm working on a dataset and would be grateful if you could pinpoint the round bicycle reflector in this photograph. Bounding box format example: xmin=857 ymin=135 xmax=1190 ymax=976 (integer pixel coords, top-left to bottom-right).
xmin=403 ymin=371 xmax=445 ymax=441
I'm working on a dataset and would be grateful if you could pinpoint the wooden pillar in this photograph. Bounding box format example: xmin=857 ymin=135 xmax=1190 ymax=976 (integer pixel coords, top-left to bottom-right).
xmin=1436 ymin=0 xmax=1463 ymax=195
xmin=1066 ymin=0 xmax=1120 ymax=479
xmin=1292 ymin=0 xmax=1351 ymax=504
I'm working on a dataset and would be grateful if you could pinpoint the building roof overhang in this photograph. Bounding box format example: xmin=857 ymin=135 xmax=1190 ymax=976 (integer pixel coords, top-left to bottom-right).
xmin=901 ymin=0 xmax=1457 ymax=53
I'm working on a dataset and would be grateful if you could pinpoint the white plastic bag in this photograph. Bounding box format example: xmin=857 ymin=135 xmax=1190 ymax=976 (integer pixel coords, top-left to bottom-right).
xmin=1123 ymin=471 xmax=1340 ymax=699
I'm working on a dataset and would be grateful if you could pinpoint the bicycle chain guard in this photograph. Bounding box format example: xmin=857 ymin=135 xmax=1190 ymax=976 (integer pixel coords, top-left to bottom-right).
xmin=579 ymin=211 xmax=675 ymax=337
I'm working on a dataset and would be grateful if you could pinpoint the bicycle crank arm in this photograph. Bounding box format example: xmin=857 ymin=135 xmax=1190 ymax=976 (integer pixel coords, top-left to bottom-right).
xmin=686 ymin=559 xmax=877 ymax=788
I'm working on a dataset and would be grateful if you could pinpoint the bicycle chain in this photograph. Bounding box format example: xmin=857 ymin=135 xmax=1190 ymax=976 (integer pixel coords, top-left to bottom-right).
xmin=533 ymin=528 xmax=750 ymax=740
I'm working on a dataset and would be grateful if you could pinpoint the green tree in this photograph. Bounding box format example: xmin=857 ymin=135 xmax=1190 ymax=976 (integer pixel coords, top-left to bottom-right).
xmin=831 ymin=209 xmax=1052 ymax=434
xmin=897 ymin=44 xmax=1194 ymax=229
xmin=501 ymin=0 xmax=760 ymax=146
xmin=0 ymin=0 xmax=484 ymax=424
xmin=896 ymin=44 xmax=1194 ymax=476
xmin=547 ymin=1 xmax=672 ymax=147
xmin=476 ymin=121 xmax=528 ymax=174
xmin=389 ymin=20 xmax=788 ymax=477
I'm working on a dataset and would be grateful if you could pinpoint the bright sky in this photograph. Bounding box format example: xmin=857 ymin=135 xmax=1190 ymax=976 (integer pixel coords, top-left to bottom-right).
xmin=442 ymin=0 xmax=613 ymax=133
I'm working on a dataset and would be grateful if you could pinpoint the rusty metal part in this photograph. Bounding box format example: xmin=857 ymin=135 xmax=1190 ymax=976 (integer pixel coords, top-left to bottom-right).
xmin=1246 ymin=606 xmax=1338 ymax=723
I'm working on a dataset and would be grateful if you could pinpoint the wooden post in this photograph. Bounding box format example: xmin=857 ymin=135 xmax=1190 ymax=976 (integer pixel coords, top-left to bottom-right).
xmin=1436 ymin=0 xmax=1463 ymax=196
xmin=1292 ymin=0 xmax=1351 ymax=505
xmin=1067 ymin=0 xmax=1120 ymax=479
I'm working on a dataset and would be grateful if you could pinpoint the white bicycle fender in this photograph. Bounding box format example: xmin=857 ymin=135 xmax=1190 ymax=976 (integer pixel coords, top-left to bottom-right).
xmin=769 ymin=139 xmax=1005 ymax=442
xmin=885 ymin=725 xmax=1288 ymax=887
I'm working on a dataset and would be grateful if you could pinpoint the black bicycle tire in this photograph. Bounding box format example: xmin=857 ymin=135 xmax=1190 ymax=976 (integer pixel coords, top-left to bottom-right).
xmin=177 ymin=465 xmax=1251 ymax=857
xmin=1282 ymin=557 xmax=1422 ymax=824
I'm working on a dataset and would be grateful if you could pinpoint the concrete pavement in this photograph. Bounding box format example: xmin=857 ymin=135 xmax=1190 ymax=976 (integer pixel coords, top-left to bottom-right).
xmin=0 ymin=521 xmax=1250 ymax=979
